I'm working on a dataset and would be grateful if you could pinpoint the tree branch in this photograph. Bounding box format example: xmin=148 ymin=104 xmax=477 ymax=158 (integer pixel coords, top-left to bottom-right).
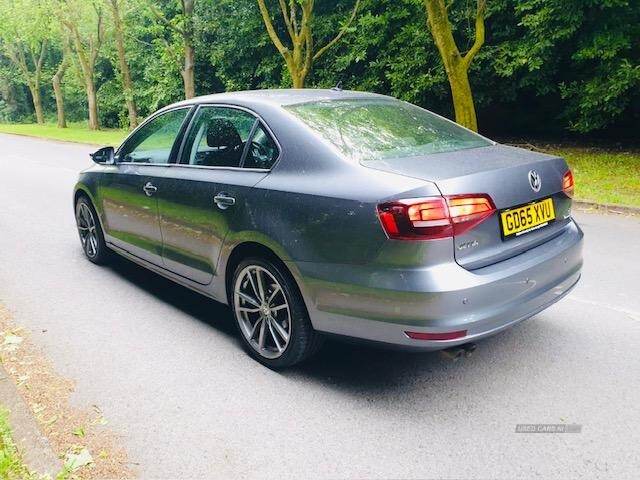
xmin=461 ymin=0 xmax=486 ymax=70
xmin=256 ymin=0 xmax=290 ymax=57
xmin=147 ymin=1 xmax=185 ymax=36
xmin=312 ymin=0 xmax=360 ymax=61
xmin=278 ymin=0 xmax=295 ymax=40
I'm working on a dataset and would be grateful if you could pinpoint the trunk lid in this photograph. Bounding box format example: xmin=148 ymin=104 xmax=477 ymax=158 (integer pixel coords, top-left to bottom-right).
xmin=363 ymin=144 xmax=573 ymax=269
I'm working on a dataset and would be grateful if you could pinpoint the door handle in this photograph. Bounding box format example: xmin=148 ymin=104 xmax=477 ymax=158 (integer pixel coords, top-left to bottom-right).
xmin=214 ymin=192 xmax=236 ymax=210
xmin=143 ymin=182 xmax=158 ymax=197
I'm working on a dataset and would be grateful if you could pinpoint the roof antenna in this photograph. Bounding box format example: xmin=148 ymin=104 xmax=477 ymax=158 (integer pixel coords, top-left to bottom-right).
xmin=331 ymin=81 xmax=343 ymax=91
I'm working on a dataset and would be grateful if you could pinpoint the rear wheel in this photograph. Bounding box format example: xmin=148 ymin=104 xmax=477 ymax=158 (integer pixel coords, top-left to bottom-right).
xmin=232 ymin=257 xmax=322 ymax=369
xmin=75 ymin=196 xmax=110 ymax=264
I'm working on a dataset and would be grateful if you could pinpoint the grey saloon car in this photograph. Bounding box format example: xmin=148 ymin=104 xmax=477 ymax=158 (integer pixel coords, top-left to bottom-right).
xmin=74 ymin=89 xmax=583 ymax=368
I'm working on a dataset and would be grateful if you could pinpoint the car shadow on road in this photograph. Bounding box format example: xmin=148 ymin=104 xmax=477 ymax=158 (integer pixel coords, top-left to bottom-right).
xmin=103 ymin=254 xmax=560 ymax=399
xmin=105 ymin=254 xmax=237 ymax=338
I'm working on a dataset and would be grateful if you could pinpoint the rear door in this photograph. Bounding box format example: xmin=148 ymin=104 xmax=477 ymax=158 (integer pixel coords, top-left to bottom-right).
xmin=100 ymin=107 xmax=191 ymax=265
xmin=157 ymin=105 xmax=278 ymax=284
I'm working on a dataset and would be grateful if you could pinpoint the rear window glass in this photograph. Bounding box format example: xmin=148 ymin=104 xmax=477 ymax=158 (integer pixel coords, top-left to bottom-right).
xmin=286 ymin=98 xmax=491 ymax=162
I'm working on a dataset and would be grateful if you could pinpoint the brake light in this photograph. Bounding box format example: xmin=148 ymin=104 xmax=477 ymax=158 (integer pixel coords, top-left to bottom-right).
xmin=377 ymin=194 xmax=495 ymax=240
xmin=562 ymin=170 xmax=574 ymax=198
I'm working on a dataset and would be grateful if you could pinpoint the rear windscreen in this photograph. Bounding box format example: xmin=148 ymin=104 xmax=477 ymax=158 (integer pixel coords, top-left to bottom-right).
xmin=286 ymin=98 xmax=491 ymax=162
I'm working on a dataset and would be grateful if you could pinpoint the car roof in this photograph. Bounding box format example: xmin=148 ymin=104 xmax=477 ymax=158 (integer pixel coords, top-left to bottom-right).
xmin=168 ymin=88 xmax=393 ymax=109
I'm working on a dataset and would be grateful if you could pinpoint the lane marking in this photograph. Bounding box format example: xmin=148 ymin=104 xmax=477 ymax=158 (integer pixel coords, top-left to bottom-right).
xmin=567 ymin=295 xmax=640 ymax=322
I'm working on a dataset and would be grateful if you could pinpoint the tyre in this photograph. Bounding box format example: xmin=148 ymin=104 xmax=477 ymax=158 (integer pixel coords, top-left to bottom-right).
xmin=75 ymin=195 xmax=111 ymax=265
xmin=231 ymin=257 xmax=323 ymax=369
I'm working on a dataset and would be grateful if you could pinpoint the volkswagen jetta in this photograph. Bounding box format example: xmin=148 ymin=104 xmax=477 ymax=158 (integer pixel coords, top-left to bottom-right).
xmin=73 ymin=89 xmax=583 ymax=368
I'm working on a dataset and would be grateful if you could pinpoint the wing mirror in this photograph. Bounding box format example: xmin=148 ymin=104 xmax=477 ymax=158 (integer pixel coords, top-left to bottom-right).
xmin=90 ymin=146 xmax=116 ymax=165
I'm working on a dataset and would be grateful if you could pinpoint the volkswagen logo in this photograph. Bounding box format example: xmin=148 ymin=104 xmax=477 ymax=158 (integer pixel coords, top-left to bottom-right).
xmin=528 ymin=170 xmax=541 ymax=192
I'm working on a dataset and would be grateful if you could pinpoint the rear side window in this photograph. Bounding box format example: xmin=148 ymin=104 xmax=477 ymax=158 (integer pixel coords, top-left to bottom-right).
xmin=243 ymin=123 xmax=279 ymax=169
xmin=286 ymin=98 xmax=491 ymax=162
xmin=119 ymin=108 xmax=189 ymax=164
xmin=182 ymin=106 xmax=256 ymax=167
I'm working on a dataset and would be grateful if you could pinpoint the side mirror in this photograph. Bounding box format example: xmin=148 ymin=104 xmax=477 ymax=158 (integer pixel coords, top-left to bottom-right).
xmin=90 ymin=146 xmax=115 ymax=165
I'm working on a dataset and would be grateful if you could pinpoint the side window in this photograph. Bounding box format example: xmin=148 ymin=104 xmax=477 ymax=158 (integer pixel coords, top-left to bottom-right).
xmin=119 ymin=108 xmax=189 ymax=164
xmin=182 ymin=106 xmax=256 ymax=167
xmin=244 ymin=123 xmax=279 ymax=169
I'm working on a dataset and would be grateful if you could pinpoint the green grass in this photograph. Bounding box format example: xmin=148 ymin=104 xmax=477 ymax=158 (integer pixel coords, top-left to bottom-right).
xmin=0 ymin=406 xmax=36 ymax=479
xmin=0 ymin=122 xmax=127 ymax=147
xmin=544 ymin=146 xmax=640 ymax=208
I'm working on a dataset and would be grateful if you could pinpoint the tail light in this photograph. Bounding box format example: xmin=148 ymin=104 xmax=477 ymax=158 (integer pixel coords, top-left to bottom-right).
xmin=377 ymin=194 xmax=495 ymax=240
xmin=562 ymin=170 xmax=574 ymax=198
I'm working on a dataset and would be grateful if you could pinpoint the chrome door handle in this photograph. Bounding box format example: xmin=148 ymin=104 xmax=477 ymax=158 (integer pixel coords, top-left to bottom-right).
xmin=143 ymin=182 xmax=158 ymax=197
xmin=214 ymin=192 xmax=236 ymax=209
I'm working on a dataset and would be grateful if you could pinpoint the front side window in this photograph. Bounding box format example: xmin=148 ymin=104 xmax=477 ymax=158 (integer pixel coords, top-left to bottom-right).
xmin=286 ymin=98 xmax=491 ymax=162
xmin=119 ymin=108 xmax=189 ymax=164
xmin=181 ymin=106 xmax=256 ymax=167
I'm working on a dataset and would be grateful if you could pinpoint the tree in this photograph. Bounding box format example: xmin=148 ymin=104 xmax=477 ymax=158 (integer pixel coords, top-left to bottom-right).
xmin=52 ymin=42 xmax=70 ymax=128
xmin=148 ymin=0 xmax=196 ymax=99
xmin=256 ymin=0 xmax=361 ymax=88
xmin=423 ymin=0 xmax=485 ymax=131
xmin=0 ymin=0 xmax=52 ymax=124
xmin=58 ymin=0 xmax=105 ymax=130
xmin=107 ymin=0 xmax=139 ymax=128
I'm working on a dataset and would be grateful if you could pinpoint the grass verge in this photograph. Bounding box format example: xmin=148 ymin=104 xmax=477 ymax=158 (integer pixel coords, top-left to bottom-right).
xmin=0 ymin=407 xmax=34 ymax=479
xmin=544 ymin=146 xmax=640 ymax=208
xmin=0 ymin=306 xmax=132 ymax=479
xmin=0 ymin=122 xmax=127 ymax=147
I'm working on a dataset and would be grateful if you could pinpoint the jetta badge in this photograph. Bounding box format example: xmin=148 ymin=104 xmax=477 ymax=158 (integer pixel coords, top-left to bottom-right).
xmin=528 ymin=170 xmax=541 ymax=192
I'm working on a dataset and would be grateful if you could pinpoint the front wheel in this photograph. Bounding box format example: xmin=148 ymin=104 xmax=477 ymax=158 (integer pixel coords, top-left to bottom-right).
xmin=75 ymin=196 xmax=110 ymax=264
xmin=232 ymin=257 xmax=322 ymax=369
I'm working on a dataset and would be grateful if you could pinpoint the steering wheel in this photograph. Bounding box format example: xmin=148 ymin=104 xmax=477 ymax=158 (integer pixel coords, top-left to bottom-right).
xmin=247 ymin=141 xmax=270 ymax=167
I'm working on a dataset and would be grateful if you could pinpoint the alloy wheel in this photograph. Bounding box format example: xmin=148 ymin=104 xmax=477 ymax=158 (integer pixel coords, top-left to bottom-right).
xmin=233 ymin=265 xmax=292 ymax=359
xmin=76 ymin=202 xmax=98 ymax=259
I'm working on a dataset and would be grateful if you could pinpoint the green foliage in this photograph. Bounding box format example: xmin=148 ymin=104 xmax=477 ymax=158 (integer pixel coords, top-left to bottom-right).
xmin=0 ymin=0 xmax=638 ymax=136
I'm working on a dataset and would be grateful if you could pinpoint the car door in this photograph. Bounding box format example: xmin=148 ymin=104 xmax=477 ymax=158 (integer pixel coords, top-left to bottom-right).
xmin=99 ymin=107 xmax=192 ymax=266
xmin=157 ymin=105 xmax=279 ymax=285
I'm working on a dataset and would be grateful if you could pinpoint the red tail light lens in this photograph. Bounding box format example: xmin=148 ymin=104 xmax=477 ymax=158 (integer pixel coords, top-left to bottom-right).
xmin=562 ymin=170 xmax=575 ymax=198
xmin=377 ymin=194 xmax=496 ymax=240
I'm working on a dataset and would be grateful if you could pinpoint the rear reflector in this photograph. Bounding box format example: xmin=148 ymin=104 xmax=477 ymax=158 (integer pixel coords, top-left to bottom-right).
xmin=405 ymin=330 xmax=467 ymax=341
xmin=377 ymin=194 xmax=495 ymax=240
xmin=562 ymin=170 xmax=575 ymax=198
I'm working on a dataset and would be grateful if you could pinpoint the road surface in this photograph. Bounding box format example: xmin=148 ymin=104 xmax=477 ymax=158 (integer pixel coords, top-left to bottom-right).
xmin=1 ymin=133 xmax=639 ymax=479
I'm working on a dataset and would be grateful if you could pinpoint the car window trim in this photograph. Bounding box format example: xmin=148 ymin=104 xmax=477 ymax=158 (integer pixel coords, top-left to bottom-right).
xmin=115 ymin=105 xmax=195 ymax=166
xmin=175 ymin=102 xmax=282 ymax=171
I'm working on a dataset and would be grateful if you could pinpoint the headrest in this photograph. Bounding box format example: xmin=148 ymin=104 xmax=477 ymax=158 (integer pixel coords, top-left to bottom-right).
xmin=207 ymin=118 xmax=242 ymax=149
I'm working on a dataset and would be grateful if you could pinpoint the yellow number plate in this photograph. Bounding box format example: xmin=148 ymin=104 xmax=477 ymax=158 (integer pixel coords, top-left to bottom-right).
xmin=500 ymin=198 xmax=555 ymax=238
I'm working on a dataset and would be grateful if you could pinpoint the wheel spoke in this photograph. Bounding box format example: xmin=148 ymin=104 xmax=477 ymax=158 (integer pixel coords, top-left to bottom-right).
xmin=246 ymin=271 xmax=261 ymax=301
xmin=267 ymin=320 xmax=283 ymax=352
xmin=255 ymin=269 xmax=266 ymax=301
xmin=249 ymin=317 xmax=263 ymax=339
xmin=237 ymin=291 xmax=260 ymax=308
xmin=267 ymin=284 xmax=281 ymax=306
xmin=271 ymin=303 xmax=288 ymax=313
xmin=258 ymin=318 xmax=267 ymax=349
xmin=238 ymin=306 xmax=261 ymax=313
xmin=269 ymin=316 xmax=289 ymax=343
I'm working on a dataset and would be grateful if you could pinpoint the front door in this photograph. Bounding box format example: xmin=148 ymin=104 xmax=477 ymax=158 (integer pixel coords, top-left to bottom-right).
xmin=100 ymin=107 xmax=191 ymax=265
xmin=158 ymin=105 xmax=279 ymax=284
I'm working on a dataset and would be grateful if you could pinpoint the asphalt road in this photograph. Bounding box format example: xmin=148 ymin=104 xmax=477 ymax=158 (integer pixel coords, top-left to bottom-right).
xmin=1 ymin=133 xmax=639 ymax=479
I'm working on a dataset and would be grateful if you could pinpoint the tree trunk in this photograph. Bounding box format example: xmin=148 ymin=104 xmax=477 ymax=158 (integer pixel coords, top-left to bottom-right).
xmin=110 ymin=0 xmax=138 ymax=129
xmin=86 ymin=80 xmax=99 ymax=130
xmin=29 ymin=83 xmax=45 ymax=125
xmin=424 ymin=0 xmax=484 ymax=132
xmin=52 ymin=59 xmax=68 ymax=128
xmin=448 ymin=64 xmax=478 ymax=132
xmin=182 ymin=42 xmax=195 ymax=99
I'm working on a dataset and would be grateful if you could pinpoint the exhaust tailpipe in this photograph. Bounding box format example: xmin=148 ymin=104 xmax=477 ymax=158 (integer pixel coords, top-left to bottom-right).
xmin=440 ymin=343 xmax=477 ymax=362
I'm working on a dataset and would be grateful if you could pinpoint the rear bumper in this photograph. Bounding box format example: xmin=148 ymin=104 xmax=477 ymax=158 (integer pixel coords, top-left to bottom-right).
xmin=288 ymin=219 xmax=583 ymax=350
